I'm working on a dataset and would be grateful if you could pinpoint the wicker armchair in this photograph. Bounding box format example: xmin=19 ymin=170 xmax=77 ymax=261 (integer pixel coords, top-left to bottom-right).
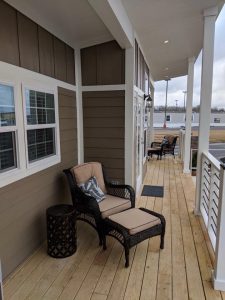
xmin=63 ymin=162 xmax=135 ymax=249
xmin=149 ymin=135 xmax=178 ymax=159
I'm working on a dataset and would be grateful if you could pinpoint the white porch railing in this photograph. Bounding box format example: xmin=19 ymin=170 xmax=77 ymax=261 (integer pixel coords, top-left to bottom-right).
xmin=200 ymin=151 xmax=220 ymax=250
xmin=199 ymin=151 xmax=225 ymax=290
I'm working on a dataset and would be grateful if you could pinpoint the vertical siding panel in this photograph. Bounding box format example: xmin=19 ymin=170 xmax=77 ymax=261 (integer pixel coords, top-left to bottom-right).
xmin=0 ymin=1 xmax=19 ymax=66
xmin=66 ymin=45 xmax=75 ymax=85
xmin=38 ymin=26 xmax=55 ymax=77
xmin=17 ymin=12 xmax=40 ymax=72
xmin=53 ymin=37 xmax=67 ymax=82
xmin=97 ymin=41 xmax=125 ymax=85
xmin=81 ymin=45 xmax=97 ymax=85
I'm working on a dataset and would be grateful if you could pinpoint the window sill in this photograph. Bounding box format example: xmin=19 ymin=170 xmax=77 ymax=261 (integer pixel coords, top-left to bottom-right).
xmin=0 ymin=155 xmax=61 ymax=188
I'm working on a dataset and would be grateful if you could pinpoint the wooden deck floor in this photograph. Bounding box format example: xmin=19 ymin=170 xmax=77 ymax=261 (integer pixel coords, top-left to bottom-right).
xmin=3 ymin=157 xmax=225 ymax=300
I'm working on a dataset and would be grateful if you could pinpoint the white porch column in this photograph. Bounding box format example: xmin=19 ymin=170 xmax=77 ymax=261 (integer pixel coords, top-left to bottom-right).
xmin=149 ymin=97 xmax=155 ymax=146
xmin=195 ymin=6 xmax=218 ymax=214
xmin=183 ymin=57 xmax=195 ymax=173
xmin=75 ymin=49 xmax=84 ymax=163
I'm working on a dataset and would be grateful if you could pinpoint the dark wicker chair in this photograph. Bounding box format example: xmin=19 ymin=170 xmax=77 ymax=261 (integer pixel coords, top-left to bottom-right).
xmin=149 ymin=135 xmax=178 ymax=159
xmin=63 ymin=162 xmax=135 ymax=249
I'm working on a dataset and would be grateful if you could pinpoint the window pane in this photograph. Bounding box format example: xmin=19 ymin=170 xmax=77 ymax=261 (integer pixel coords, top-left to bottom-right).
xmin=0 ymin=84 xmax=15 ymax=126
xmin=46 ymin=93 xmax=55 ymax=108
xmin=27 ymin=128 xmax=55 ymax=162
xmin=25 ymin=89 xmax=55 ymax=125
xmin=0 ymin=132 xmax=17 ymax=172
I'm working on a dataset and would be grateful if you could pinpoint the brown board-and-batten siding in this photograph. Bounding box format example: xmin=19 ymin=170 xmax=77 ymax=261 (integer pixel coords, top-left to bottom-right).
xmin=0 ymin=0 xmax=75 ymax=85
xmin=0 ymin=87 xmax=77 ymax=279
xmin=83 ymin=91 xmax=125 ymax=183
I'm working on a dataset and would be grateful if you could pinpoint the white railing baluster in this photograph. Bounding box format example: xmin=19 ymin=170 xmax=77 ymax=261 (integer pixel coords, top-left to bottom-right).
xmin=208 ymin=164 xmax=217 ymax=249
xmin=213 ymin=163 xmax=225 ymax=291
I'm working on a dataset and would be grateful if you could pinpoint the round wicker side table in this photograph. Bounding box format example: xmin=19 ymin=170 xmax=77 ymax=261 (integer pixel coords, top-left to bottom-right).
xmin=46 ymin=204 xmax=77 ymax=258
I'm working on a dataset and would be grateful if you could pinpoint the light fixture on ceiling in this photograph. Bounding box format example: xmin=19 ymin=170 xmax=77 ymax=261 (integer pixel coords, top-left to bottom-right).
xmin=163 ymin=40 xmax=169 ymax=44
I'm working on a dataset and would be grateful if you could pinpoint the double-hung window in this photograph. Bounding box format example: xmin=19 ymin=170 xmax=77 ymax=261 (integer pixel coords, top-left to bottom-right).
xmin=0 ymin=83 xmax=17 ymax=173
xmin=24 ymin=87 xmax=59 ymax=167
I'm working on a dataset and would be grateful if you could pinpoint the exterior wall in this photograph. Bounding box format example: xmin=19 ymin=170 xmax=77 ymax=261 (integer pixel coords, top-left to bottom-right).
xmin=0 ymin=87 xmax=77 ymax=279
xmin=83 ymin=91 xmax=125 ymax=183
xmin=81 ymin=40 xmax=125 ymax=85
xmin=142 ymin=160 xmax=147 ymax=181
xmin=81 ymin=40 xmax=126 ymax=183
xmin=0 ymin=0 xmax=75 ymax=84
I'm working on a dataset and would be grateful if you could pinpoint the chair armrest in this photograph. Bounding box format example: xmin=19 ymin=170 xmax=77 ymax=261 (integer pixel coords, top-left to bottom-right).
xmin=106 ymin=183 xmax=135 ymax=208
xmin=139 ymin=207 xmax=166 ymax=225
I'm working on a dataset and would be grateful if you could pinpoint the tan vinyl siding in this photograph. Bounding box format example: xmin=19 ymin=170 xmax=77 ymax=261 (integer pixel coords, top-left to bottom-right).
xmin=0 ymin=87 xmax=77 ymax=279
xmin=83 ymin=91 xmax=125 ymax=183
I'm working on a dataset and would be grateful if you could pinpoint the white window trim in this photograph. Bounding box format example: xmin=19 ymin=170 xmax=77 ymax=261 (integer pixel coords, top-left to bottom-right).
xmin=22 ymin=84 xmax=61 ymax=172
xmin=0 ymin=62 xmax=63 ymax=188
xmin=0 ymin=80 xmax=22 ymax=185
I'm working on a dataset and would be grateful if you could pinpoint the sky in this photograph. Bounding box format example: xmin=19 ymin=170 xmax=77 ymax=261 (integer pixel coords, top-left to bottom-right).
xmin=154 ymin=5 xmax=225 ymax=109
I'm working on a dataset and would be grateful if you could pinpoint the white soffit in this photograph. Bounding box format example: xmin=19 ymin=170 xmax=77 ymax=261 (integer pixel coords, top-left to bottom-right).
xmin=5 ymin=0 xmax=113 ymax=48
xmin=122 ymin=0 xmax=223 ymax=81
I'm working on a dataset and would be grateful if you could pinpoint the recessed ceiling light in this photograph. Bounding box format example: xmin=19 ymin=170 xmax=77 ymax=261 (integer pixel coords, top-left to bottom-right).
xmin=164 ymin=40 xmax=169 ymax=44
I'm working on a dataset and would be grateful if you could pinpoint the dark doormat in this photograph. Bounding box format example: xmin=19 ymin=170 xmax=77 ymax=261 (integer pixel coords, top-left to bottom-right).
xmin=141 ymin=185 xmax=164 ymax=197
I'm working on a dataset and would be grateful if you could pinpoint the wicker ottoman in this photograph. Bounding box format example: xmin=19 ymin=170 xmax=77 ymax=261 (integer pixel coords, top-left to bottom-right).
xmin=104 ymin=207 xmax=166 ymax=267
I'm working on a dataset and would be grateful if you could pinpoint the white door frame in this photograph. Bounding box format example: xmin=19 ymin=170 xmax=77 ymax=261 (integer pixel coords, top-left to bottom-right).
xmin=135 ymin=89 xmax=145 ymax=193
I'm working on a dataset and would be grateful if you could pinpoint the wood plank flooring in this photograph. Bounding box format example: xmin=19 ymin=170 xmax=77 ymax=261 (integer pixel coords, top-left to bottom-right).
xmin=3 ymin=157 xmax=224 ymax=300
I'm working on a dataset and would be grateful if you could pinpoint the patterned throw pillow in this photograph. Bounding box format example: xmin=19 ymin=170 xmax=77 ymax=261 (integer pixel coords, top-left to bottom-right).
xmin=79 ymin=176 xmax=106 ymax=203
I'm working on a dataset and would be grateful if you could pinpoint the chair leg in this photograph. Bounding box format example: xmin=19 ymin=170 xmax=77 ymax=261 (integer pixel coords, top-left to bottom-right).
xmin=160 ymin=233 xmax=165 ymax=249
xmin=125 ymin=247 xmax=129 ymax=267
xmin=102 ymin=235 xmax=107 ymax=250
xmin=160 ymin=218 xmax=166 ymax=249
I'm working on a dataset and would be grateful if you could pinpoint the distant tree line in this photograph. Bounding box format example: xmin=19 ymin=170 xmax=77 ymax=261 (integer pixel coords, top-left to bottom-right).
xmin=154 ymin=105 xmax=225 ymax=113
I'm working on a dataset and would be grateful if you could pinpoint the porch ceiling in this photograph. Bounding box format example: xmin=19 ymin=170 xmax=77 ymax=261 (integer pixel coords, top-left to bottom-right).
xmin=5 ymin=0 xmax=113 ymax=48
xmin=122 ymin=0 xmax=223 ymax=81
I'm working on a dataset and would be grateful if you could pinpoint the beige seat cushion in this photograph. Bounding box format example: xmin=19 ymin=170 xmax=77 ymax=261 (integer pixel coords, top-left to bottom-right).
xmin=71 ymin=162 xmax=106 ymax=193
xmin=99 ymin=194 xmax=131 ymax=219
xmin=108 ymin=208 xmax=161 ymax=235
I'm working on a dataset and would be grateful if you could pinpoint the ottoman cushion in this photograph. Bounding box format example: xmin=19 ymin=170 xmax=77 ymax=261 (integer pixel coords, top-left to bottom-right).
xmin=108 ymin=208 xmax=161 ymax=235
xmin=99 ymin=194 xmax=131 ymax=219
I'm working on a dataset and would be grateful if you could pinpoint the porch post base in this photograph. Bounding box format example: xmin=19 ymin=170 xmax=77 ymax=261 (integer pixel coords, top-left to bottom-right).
xmin=194 ymin=208 xmax=201 ymax=216
xmin=183 ymin=168 xmax=191 ymax=174
xmin=212 ymin=271 xmax=225 ymax=291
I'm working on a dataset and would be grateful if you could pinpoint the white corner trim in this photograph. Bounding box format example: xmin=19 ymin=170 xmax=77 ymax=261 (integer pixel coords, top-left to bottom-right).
xmin=75 ymin=49 xmax=84 ymax=164
xmin=125 ymin=48 xmax=135 ymax=187
xmin=82 ymin=84 xmax=126 ymax=92
xmin=212 ymin=270 xmax=225 ymax=291
xmin=134 ymin=85 xmax=145 ymax=96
